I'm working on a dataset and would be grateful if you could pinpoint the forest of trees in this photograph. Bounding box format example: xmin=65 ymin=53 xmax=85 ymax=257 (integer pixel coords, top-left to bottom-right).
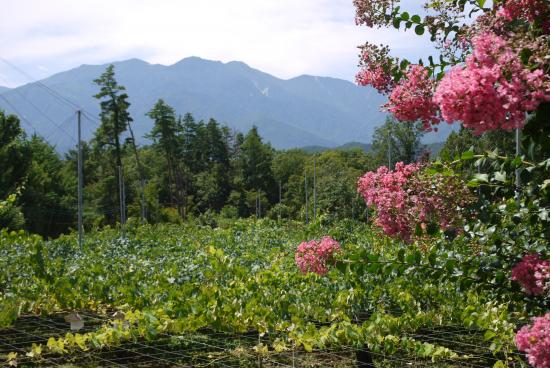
xmin=0 ymin=65 xmax=517 ymax=238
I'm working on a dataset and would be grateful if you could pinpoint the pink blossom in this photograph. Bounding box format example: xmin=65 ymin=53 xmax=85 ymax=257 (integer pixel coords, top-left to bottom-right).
xmin=356 ymin=45 xmax=396 ymax=95
xmin=385 ymin=65 xmax=440 ymax=130
xmin=356 ymin=66 xmax=395 ymax=95
xmin=353 ymin=0 xmax=396 ymax=28
xmin=357 ymin=162 xmax=420 ymax=242
xmin=357 ymin=163 xmax=473 ymax=243
xmin=515 ymin=312 xmax=550 ymax=368
xmin=434 ymin=32 xmax=550 ymax=135
xmin=499 ymin=0 xmax=550 ymax=33
xmin=535 ymin=263 xmax=550 ymax=296
xmin=295 ymin=237 xmax=341 ymax=275
xmin=511 ymin=254 xmax=550 ymax=295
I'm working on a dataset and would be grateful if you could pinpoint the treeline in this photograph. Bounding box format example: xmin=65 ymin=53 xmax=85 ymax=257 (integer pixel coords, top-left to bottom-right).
xmin=3 ymin=64 xmax=513 ymax=238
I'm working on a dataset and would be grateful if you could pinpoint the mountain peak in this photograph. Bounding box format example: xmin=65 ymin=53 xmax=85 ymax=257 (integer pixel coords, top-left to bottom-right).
xmin=116 ymin=58 xmax=150 ymax=65
xmin=173 ymin=56 xmax=217 ymax=66
xmin=0 ymin=56 xmax=444 ymax=152
xmin=225 ymin=60 xmax=250 ymax=69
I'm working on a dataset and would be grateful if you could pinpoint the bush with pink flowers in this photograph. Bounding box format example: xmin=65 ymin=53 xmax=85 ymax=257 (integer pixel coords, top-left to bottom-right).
xmin=295 ymin=236 xmax=341 ymax=275
xmin=357 ymin=162 xmax=474 ymax=243
xmin=511 ymin=254 xmax=550 ymax=296
xmin=434 ymin=32 xmax=550 ymax=135
xmin=515 ymin=312 xmax=550 ymax=368
xmin=353 ymin=0 xmax=550 ymax=134
xmin=385 ymin=65 xmax=439 ymax=131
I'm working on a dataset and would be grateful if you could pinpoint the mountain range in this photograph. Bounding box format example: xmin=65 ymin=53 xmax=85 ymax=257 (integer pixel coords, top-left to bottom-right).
xmin=0 ymin=57 xmax=455 ymax=151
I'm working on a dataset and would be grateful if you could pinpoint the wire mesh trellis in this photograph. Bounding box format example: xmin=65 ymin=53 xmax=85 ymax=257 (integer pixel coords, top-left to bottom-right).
xmin=0 ymin=312 xmax=526 ymax=367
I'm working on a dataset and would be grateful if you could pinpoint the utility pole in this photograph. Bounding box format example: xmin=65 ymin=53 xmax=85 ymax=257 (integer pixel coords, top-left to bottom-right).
xmin=304 ymin=170 xmax=309 ymax=224
xmin=313 ymin=156 xmax=317 ymax=221
xmin=77 ymin=111 xmax=83 ymax=250
xmin=118 ymin=166 xmax=125 ymax=238
xmin=127 ymin=120 xmax=146 ymax=224
xmin=278 ymin=180 xmax=282 ymax=221
xmin=140 ymin=178 xmax=146 ymax=223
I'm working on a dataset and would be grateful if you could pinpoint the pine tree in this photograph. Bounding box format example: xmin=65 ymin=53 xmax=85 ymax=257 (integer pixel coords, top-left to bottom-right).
xmin=146 ymin=99 xmax=187 ymax=218
xmin=92 ymin=65 xmax=133 ymax=224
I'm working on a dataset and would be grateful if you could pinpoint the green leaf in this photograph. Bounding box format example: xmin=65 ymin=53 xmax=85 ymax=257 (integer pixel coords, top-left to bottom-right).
xmin=411 ymin=15 xmax=421 ymax=23
xmin=415 ymin=25 xmax=425 ymax=35
xmin=473 ymin=173 xmax=489 ymax=183
xmin=483 ymin=330 xmax=496 ymax=341
xmin=494 ymin=172 xmax=506 ymax=182
xmin=511 ymin=156 xmax=523 ymax=167
xmin=399 ymin=59 xmax=410 ymax=70
xmin=393 ymin=18 xmax=401 ymax=29
xmin=519 ymin=48 xmax=532 ymax=65
xmin=461 ymin=150 xmax=474 ymax=160
xmin=400 ymin=12 xmax=409 ymax=21
xmin=367 ymin=253 xmax=380 ymax=262
xmin=397 ymin=249 xmax=405 ymax=262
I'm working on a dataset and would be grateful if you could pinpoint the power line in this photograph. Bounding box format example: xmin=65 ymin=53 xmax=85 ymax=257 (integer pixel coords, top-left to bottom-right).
xmin=0 ymin=58 xmax=81 ymax=111
xmin=0 ymin=84 xmax=77 ymax=143
xmin=0 ymin=57 xmax=103 ymax=131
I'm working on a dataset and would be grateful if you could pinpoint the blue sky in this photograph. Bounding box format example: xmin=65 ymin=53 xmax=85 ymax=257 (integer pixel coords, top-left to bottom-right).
xmin=0 ymin=0 xmax=434 ymax=87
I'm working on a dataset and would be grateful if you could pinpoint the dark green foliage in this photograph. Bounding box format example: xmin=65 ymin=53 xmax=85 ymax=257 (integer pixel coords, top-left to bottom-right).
xmin=93 ymin=65 xmax=131 ymax=169
xmin=0 ymin=192 xmax=24 ymax=230
xmin=20 ymin=136 xmax=73 ymax=237
xmin=146 ymin=99 xmax=187 ymax=217
xmin=0 ymin=111 xmax=31 ymax=197
xmin=370 ymin=116 xmax=424 ymax=168
xmin=87 ymin=65 xmax=135 ymax=225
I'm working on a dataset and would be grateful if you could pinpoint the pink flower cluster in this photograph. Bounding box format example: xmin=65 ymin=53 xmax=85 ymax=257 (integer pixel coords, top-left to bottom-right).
xmin=353 ymin=0 xmax=396 ymax=28
xmin=515 ymin=312 xmax=550 ymax=368
xmin=356 ymin=66 xmax=395 ymax=95
xmin=357 ymin=163 xmax=474 ymax=243
xmin=295 ymin=236 xmax=341 ymax=275
xmin=357 ymin=162 xmax=420 ymax=242
xmin=356 ymin=45 xmax=396 ymax=95
xmin=434 ymin=32 xmax=550 ymax=135
xmin=499 ymin=0 xmax=550 ymax=32
xmin=385 ymin=65 xmax=440 ymax=130
xmin=511 ymin=254 xmax=550 ymax=296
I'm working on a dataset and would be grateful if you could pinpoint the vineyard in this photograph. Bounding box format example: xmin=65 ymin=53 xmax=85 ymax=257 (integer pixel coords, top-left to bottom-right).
xmin=1 ymin=0 xmax=549 ymax=367
xmin=0 ymin=218 xmax=544 ymax=367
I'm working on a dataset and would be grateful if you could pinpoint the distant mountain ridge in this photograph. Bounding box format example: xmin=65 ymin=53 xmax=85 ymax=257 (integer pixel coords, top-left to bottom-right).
xmin=300 ymin=141 xmax=446 ymax=157
xmin=0 ymin=57 xmax=455 ymax=151
xmin=0 ymin=86 xmax=10 ymax=93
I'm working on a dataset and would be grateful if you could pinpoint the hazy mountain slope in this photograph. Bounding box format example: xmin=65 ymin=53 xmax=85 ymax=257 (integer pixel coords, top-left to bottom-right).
xmin=0 ymin=57 xmax=453 ymax=151
xmin=0 ymin=86 xmax=10 ymax=93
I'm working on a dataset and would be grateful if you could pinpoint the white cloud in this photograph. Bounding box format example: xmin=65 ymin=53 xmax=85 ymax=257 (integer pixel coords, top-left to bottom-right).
xmin=0 ymin=0 xmax=434 ymax=87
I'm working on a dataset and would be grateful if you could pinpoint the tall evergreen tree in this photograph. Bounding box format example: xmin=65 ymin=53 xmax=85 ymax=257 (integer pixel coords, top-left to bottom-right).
xmin=194 ymin=118 xmax=231 ymax=212
xmin=235 ymin=126 xmax=277 ymax=216
xmin=146 ymin=99 xmax=187 ymax=218
xmin=93 ymin=65 xmax=131 ymax=170
xmin=92 ymin=65 xmax=133 ymax=224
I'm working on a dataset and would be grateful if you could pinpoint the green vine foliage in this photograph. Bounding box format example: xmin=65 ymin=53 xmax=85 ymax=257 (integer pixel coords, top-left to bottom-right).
xmin=0 ymin=217 xmax=538 ymax=367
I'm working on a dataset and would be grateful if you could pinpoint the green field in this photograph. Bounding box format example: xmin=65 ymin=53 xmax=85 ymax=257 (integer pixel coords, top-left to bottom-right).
xmin=0 ymin=219 xmax=532 ymax=367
